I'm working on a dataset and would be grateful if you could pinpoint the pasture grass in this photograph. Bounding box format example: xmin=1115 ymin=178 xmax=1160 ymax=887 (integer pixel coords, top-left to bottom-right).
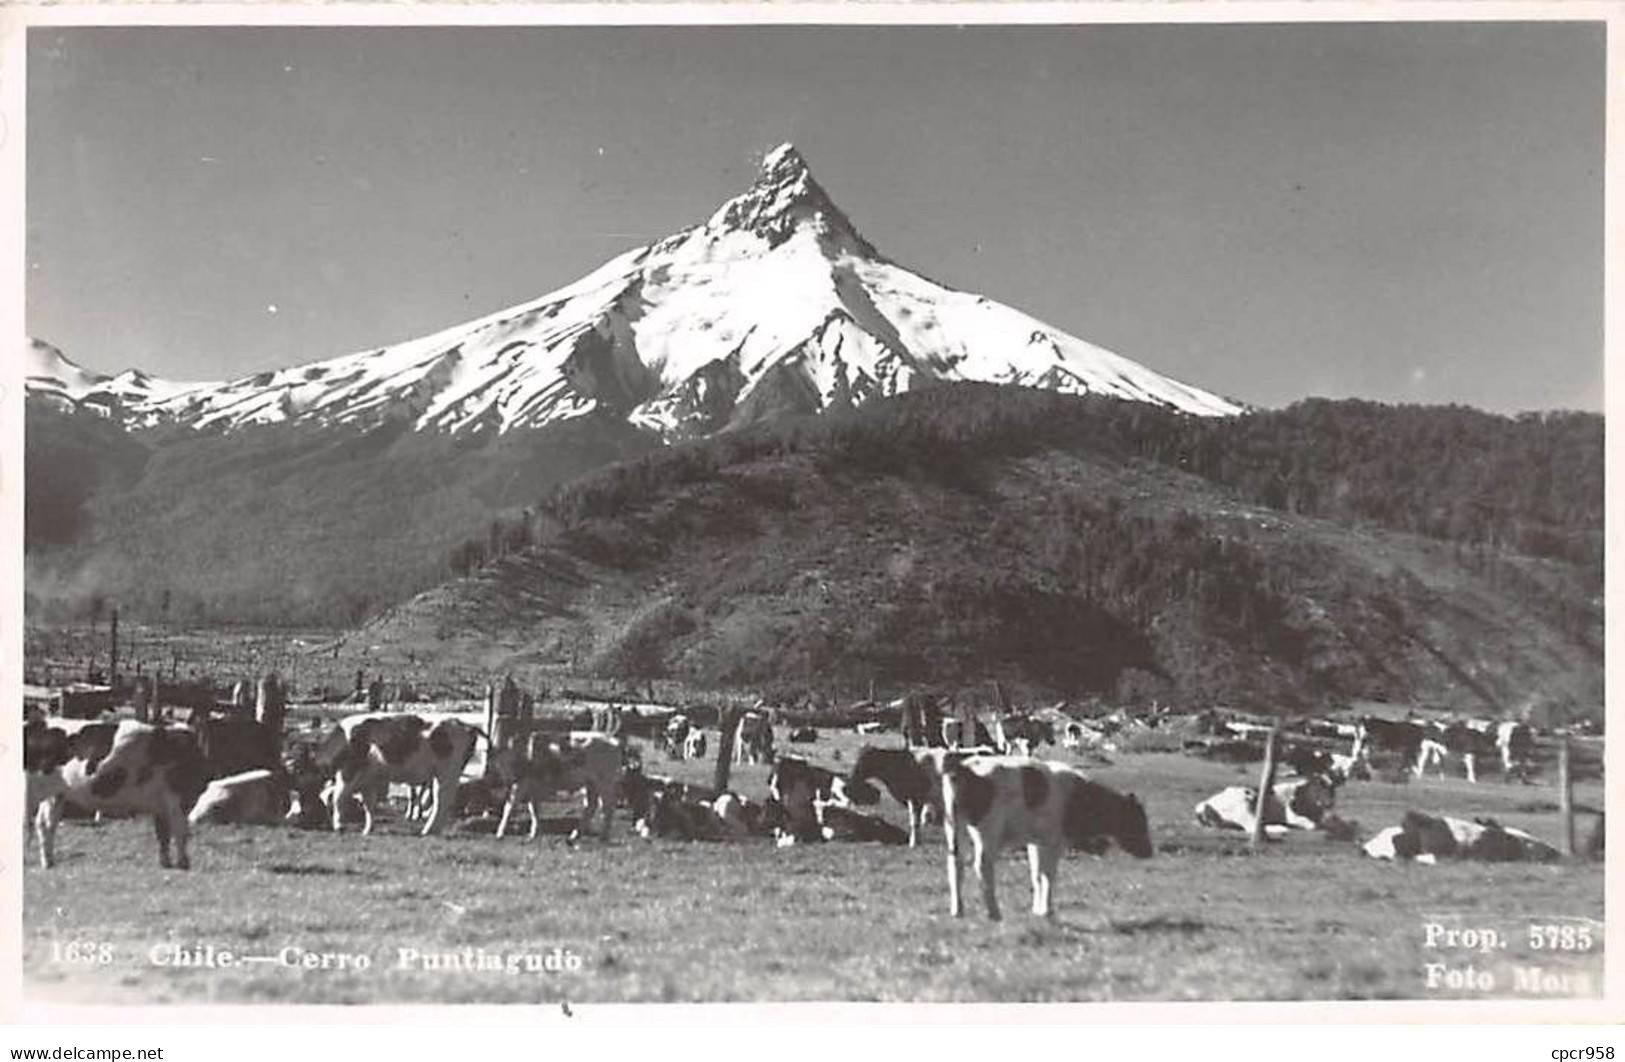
xmin=23 ymin=739 xmax=1604 ymax=1005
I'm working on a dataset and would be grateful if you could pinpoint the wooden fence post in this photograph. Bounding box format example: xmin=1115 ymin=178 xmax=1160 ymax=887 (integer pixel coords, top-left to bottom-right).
xmin=109 ymin=607 xmax=120 ymax=689
xmin=483 ymin=682 xmax=498 ymax=750
xmin=714 ymin=704 xmax=743 ymax=795
xmin=1559 ymin=732 xmax=1575 ymax=859
xmin=1251 ymin=728 xmax=1280 ymax=850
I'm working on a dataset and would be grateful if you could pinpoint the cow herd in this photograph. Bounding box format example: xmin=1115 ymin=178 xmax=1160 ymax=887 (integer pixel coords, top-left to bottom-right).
xmin=20 ymin=693 xmax=1587 ymax=922
xmin=21 ymin=699 xmax=1165 ymax=923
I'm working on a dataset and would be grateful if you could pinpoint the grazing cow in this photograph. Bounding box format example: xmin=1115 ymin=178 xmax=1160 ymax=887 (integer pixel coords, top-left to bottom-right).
xmin=1194 ymin=775 xmax=1340 ymax=836
xmin=662 ymin=714 xmax=692 ymax=759
xmin=488 ymin=731 xmax=625 ymax=841
xmin=188 ymin=769 xmax=292 ymax=827
xmin=767 ymin=755 xmax=880 ymax=840
xmin=1363 ymin=810 xmax=1562 ymax=864
xmin=683 ymin=729 xmax=708 ymax=761
xmin=942 ymin=757 xmax=1153 ymax=920
xmin=734 ymin=711 xmax=775 ymax=765
xmin=27 ymin=719 xmax=206 ymax=869
xmin=788 ymin=726 xmax=819 ymax=744
xmin=316 ymin=713 xmax=484 ymax=835
xmin=847 ymin=745 xmax=997 ymax=848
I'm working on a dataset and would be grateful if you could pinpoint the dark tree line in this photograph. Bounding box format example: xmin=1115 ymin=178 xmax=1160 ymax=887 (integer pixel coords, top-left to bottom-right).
xmin=520 ymin=385 xmax=1601 ymax=577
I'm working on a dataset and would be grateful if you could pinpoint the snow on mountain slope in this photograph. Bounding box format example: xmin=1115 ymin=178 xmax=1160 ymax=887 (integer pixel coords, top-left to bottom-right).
xmin=25 ymin=337 xmax=202 ymax=414
xmin=27 ymin=337 xmax=108 ymax=400
xmin=30 ymin=145 xmax=1244 ymax=437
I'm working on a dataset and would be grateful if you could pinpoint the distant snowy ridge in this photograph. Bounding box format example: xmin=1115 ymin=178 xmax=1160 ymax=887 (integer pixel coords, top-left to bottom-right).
xmin=27 ymin=145 xmax=1243 ymax=437
xmin=25 ymin=337 xmax=201 ymax=416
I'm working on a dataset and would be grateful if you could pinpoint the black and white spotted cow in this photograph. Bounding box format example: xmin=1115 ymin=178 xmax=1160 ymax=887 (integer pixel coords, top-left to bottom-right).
xmin=1496 ymin=721 xmax=1536 ymax=781
xmin=1414 ymin=721 xmax=1499 ymax=783
xmin=767 ymin=755 xmax=880 ymax=842
xmin=316 ymin=713 xmax=484 ymax=835
xmin=733 ymin=711 xmax=775 ymax=765
xmin=634 ymin=789 xmax=761 ymax=842
xmin=1194 ymin=775 xmax=1341 ymax=836
xmin=941 ymin=756 xmax=1153 ymax=920
xmin=25 ymin=718 xmax=207 ymax=869
xmin=487 ymin=731 xmax=625 ymax=841
xmin=661 ymin=714 xmax=692 ymax=759
xmin=188 ymin=768 xmax=293 ymax=827
xmin=1363 ymin=809 xmax=1562 ymax=863
xmin=812 ymin=800 xmax=909 ymax=845
xmin=847 ymin=745 xmax=997 ymax=848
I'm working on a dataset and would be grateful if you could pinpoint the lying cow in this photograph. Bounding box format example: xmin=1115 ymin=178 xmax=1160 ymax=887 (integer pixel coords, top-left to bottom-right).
xmin=768 ymin=755 xmax=879 ymax=841
xmin=27 ymin=719 xmax=207 ymax=869
xmin=813 ymin=800 xmax=908 ymax=845
xmin=1194 ymin=775 xmax=1340 ymax=836
xmin=316 ymin=713 xmax=484 ymax=835
xmin=635 ymin=789 xmax=761 ymax=841
xmin=1363 ymin=809 xmax=1562 ymax=864
xmin=788 ymin=726 xmax=819 ymax=744
xmin=847 ymin=745 xmax=997 ymax=848
xmin=188 ymin=768 xmax=292 ymax=827
xmin=488 ymin=731 xmax=624 ymax=841
xmin=942 ymin=756 xmax=1153 ymax=920
xmin=621 ymin=769 xmax=715 ymax=822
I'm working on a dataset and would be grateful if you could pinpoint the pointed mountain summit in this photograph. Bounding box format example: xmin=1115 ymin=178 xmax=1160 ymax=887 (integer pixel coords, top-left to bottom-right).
xmin=706 ymin=143 xmax=877 ymax=257
xmin=32 ymin=145 xmax=1243 ymax=437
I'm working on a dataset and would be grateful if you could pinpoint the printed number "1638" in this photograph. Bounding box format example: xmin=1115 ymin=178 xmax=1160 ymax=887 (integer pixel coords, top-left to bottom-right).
xmin=1528 ymin=924 xmax=1594 ymax=951
xmin=49 ymin=941 xmax=115 ymax=965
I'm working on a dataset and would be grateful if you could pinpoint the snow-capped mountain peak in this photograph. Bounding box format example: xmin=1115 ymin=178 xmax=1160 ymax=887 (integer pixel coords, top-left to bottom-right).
xmin=27 ymin=144 xmax=1243 ymax=437
xmin=704 ymin=143 xmax=875 ymax=258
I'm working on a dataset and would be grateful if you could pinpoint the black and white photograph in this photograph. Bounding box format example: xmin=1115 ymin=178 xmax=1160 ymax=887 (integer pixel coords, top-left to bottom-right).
xmin=10 ymin=6 xmax=1614 ymax=1015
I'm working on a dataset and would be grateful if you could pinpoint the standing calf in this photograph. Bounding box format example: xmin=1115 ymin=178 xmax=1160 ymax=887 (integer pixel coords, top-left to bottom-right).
xmin=488 ymin=731 xmax=625 ymax=841
xmin=942 ymin=757 xmax=1152 ymax=920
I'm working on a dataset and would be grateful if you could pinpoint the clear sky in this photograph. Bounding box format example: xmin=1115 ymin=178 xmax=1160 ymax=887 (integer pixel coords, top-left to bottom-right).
xmin=26 ymin=22 xmax=1603 ymax=413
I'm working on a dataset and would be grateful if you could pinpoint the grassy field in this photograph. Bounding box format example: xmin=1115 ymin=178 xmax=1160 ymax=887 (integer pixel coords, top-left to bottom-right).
xmin=21 ymin=728 xmax=1604 ymax=1005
